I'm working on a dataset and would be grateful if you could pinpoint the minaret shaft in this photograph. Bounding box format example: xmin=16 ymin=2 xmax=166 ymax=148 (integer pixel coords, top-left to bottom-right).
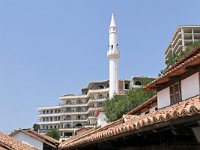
xmin=109 ymin=58 xmax=119 ymax=98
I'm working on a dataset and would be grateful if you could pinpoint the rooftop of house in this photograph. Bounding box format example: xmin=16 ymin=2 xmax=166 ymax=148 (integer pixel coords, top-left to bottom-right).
xmin=0 ymin=131 xmax=38 ymax=150
xmin=10 ymin=129 xmax=60 ymax=149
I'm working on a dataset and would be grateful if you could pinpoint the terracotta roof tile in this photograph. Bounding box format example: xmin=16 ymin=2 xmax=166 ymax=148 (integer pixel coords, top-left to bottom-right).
xmin=59 ymin=95 xmax=200 ymax=149
xmin=10 ymin=129 xmax=59 ymax=149
xmin=0 ymin=131 xmax=38 ymax=150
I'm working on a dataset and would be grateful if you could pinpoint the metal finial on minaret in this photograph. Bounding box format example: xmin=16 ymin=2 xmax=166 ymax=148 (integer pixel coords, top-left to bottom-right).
xmin=107 ymin=13 xmax=120 ymax=99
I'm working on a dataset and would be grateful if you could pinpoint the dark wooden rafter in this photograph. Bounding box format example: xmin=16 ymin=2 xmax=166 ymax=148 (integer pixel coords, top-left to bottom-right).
xmin=184 ymin=64 xmax=200 ymax=71
xmin=168 ymin=75 xmax=181 ymax=80
xmin=155 ymin=82 xmax=167 ymax=89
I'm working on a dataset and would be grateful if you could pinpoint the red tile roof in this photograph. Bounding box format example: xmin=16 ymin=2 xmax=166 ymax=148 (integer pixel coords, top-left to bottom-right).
xmin=0 ymin=131 xmax=38 ymax=150
xmin=10 ymin=129 xmax=59 ymax=149
xmin=59 ymin=95 xmax=200 ymax=149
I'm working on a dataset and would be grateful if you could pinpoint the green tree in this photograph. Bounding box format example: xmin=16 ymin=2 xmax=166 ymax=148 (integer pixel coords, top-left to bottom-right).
xmin=33 ymin=124 xmax=40 ymax=132
xmin=45 ymin=128 xmax=60 ymax=140
xmin=104 ymin=78 xmax=156 ymax=122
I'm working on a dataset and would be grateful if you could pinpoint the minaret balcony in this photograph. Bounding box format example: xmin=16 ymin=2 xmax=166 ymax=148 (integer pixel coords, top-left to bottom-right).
xmin=107 ymin=50 xmax=120 ymax=59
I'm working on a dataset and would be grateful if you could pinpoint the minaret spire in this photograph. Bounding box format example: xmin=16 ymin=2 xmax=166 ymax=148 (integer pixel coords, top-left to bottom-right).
xmin=110 ymin=13 xmax=117 ymax=27
xmin=107 ymin=13 xmax=120 ymax=99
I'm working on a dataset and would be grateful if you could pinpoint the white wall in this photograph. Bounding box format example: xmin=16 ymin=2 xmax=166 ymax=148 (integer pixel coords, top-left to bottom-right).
xmin=97 ymin=112 xmax=108 ymax=126
xmin=11 ymin=132 xmax=43 ymax=150
xmin=157 ymin=87 xmax=170 ymax=109
xmin=181 ymin=72 xmax=200 ymax=100
xmin=89 ymin=118 xmax=97 ymax=125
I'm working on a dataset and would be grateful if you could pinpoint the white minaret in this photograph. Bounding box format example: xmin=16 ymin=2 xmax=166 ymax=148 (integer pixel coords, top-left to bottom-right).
xmin=107 ymin=14 xmax=120 ymax=98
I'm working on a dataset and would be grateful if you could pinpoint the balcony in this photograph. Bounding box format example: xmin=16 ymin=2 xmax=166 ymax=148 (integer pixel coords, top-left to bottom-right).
xmin=87 ymin=88 xmax=109 ymax=95
xmin=37 ymin=113 xmax=61 ymax=117
xmin=84 ymin=124 xmax=97 ymax=128
xmin=60 ymin=102 xmax=87 ymax=107
xmin=60 ymin=94 xmax=87 ymax=100
xmin=107 ymin=50 xmax=120 ymax=59
xmin=37 ymin=121 xmax=60 ymax=125
xmin=87 ymin=106 xmax=103 ymax=113
xmin=87 ymin=97 xmax=107 ymax=104
xmin=61 ymin=110 xmax=87 ymax=115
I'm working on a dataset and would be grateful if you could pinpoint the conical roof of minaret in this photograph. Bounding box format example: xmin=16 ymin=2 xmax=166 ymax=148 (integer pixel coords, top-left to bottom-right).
xmin=110 ymin=13 xmax=117 ymax=27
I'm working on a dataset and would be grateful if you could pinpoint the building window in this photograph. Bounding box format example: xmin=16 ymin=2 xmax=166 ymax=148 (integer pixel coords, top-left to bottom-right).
xmin=75 ymin=123 xmax=82 ymax=128
xmin=135 ymin=81 xmax=142 ymax=85
xmin=66 ymin=108 xmax=71 ymax=112
xmin=170 ymin=82 xmax=182 ymax=105
xmin=76 ymin=107 xmax=82 ymax=112
xmin=65 ymin=124 xmax=71 ymax=128
xmin=125 ymin=83 xmax=129 ymax=89
xmin=65 ymin=115 xmax=71 ymax=120
xmin=76 ymin=100 xmax=82 ymax=104
xmin=97 ymin=94 xmax=103 ymax=99
xmin=97 ymin=85 xmax=104 ymax=89
xmin=97 ymin=102 xmax=103 ymax=107
xmin=77 ymin=115 xmax=81 ymax=120
xmin=66 ymin=100 xmax=71 ymax=105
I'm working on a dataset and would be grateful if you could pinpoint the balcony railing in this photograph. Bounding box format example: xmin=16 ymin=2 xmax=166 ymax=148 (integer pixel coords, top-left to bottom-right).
xmin=61 ymin=102 xmax=87 ymax=106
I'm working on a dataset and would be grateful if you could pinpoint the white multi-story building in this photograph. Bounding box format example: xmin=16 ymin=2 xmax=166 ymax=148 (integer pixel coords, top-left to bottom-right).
xmin=165 ymin=25 xmax=200 ymax=60
xmin=38 ymin=80 xmax=110 ymax=140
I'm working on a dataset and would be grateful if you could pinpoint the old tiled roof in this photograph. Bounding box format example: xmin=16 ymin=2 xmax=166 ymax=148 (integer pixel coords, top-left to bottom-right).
xmin=10 ymin=129 xmax=59 ymax=148
xmin=0 ymin=131 xmax=38 ymax=150
xmin=0 ymin=146 xmax=6 ymax=150
xmin=144 ymin=50 xmax=200 ymax=91
xmin=59 ymin=95 xmax=200 ymax=150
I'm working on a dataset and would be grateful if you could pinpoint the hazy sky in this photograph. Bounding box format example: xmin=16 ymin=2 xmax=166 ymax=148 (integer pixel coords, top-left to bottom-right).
xmin=0 ymin=0 xmax=200 ymax=133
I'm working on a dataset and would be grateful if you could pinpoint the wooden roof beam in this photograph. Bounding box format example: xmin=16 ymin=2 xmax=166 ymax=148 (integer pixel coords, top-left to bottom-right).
xmin=184 ymin=64 xmax=200 ymax=71
xmin=168 ymin=75 xmax=181 ymax=80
